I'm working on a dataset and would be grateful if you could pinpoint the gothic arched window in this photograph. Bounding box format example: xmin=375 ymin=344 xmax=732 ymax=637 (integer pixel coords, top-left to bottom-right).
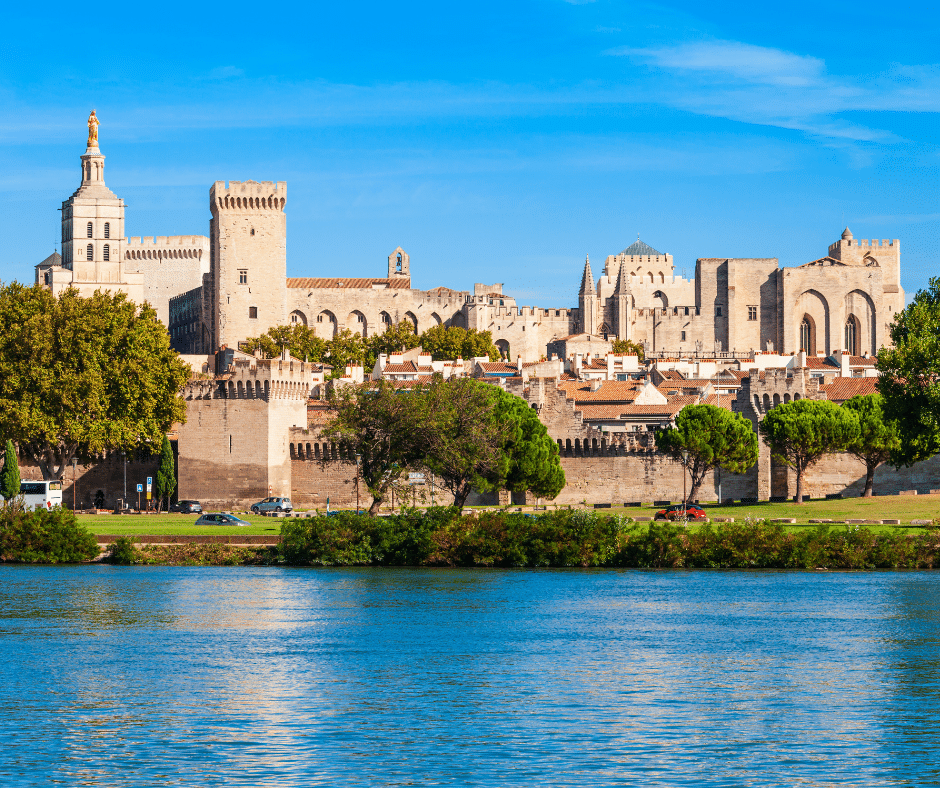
xmin=800 ymin=317 xmax=814 ymax=355
xmin=86 ymin=243 xmax=93 ymax=260
xmin=87 ymin=222 xmax=93 ymax=238
xmin=845 ymin=315 xmax=858 ymax=356
xmin=103 ymin=244 xmax=109 ymax=261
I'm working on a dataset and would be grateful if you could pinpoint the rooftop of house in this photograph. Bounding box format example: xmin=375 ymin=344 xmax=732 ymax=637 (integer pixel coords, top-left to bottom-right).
xmin=286 ymin=277 xmax=412 ymax=289
xmin=821 ymin=377 xmax=879 ymax=403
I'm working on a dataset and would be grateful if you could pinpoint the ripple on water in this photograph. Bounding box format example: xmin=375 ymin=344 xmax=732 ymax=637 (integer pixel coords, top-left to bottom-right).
xmin=0 ymin=567 xmax=937 ymax=786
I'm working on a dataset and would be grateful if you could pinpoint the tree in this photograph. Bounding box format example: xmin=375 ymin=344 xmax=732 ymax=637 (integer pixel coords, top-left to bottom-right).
xmin=612 ymin=338 xmax=645 ymax=361
xmin=364 ymin=321 xmax=422 ymax=369
xmin=154 ymin=435 xmax=177 ymax=512
xmin=0 ymin=285 xmax=190 ymax=480
xmin=759 ymin=399 xmax=860 ymax=503
xmin=0 ymin=440 xmax=20 ymax=502
xmin=321 ymin=380 xmax=426 ymax=515
xmin=877 ymin=277 xmax=940 ymax=466
xmin=842 ymin=394 xmax=899 ymax=497
xmin=657 ymin=404 xmax=758 ymax=503
xmin=324 ymin=329 xmax=367 ymax=377
xmin=419 ymin=325 xmax=499 ymax=362
xmin=419 ymin=378 xmax=510 ymax=507
xmin=489 ymin=387 xmax=565 ymax=501
xmin=243 ymin=324 xmax=328 ymax=362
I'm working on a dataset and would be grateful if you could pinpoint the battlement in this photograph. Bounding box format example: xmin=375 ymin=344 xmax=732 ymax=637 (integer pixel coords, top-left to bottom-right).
xmin=210 ymin=180 xmax=286 ymax=213
xmin=635 ymin=306 xmax=703 ymax=318
xmin=124 ymin=235 xmax=208 ymax=260
xmin=184 ymin=352 xmax=312 ymax=401
xmin=829 ymin=238 xmax=898 ymax=253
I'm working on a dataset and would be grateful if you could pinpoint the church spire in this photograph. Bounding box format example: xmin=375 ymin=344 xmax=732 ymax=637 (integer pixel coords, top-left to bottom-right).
xmin=614 ymin=259 xmax=630 ymax=294
xmin=579 ymin=254 xmax=595 ymax=295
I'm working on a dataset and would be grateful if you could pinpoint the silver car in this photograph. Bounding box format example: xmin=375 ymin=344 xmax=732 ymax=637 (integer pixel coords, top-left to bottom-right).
xmin=251 ymin=496 xmax=293 ymax=514
xmin=195 ymin=513 xmax=251 ymax=526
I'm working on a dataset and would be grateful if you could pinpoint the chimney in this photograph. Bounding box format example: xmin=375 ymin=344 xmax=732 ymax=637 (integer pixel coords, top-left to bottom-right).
xmin=607 ymin=353 xmax=614 ymax=379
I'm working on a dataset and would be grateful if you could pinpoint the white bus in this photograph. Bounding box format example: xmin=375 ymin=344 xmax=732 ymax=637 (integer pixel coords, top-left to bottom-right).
xmin=20 ymin=481 xmax=64 ymax=511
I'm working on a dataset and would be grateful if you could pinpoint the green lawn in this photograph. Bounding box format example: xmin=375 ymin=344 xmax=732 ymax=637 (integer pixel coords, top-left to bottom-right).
xmin=77 ymin=494 xmax=940 ymax=536
xmin=81 ymin=512 xmax=285 ymax=536
xmin=606 ymin=494 xmax=940 ymax=524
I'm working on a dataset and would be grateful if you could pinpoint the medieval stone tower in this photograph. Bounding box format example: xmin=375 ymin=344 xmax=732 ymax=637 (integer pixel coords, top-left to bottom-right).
xmin=208 ymin=180 xmax=287 ymax=349
xmin=387 ymin=246 xmax=411 ymax=285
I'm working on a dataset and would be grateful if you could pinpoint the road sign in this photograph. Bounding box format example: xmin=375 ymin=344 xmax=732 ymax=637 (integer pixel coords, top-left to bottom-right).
xmin=408 ymin=472 xmax=425 ymax=482
xmin=137 ymin=484 xmax=143 ymax=493
xmin=146 ymin=476 xmax=153 ymax=490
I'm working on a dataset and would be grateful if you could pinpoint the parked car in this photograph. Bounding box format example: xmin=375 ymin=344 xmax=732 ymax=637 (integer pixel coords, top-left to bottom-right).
xmin=195 ymin=513 xmax=251 ymax=527
xmin=251 ymin=497 xmax=293 ymax=514
xmin=655 ymin=504 xmax=707 ymax=522
xmin=170 ymin=500 xmax=202 ymax=514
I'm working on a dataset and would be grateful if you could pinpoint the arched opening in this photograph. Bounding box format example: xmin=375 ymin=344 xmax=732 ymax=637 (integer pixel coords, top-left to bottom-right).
xmin=763 ymin=393 xmax=771 ymax=411
xmin=647 ymin=271 xmax=654 ymax=283
xmin=347 ymin=310 xmax=367 ymax=337
xmin=86 ymin=243 xmax=93 ymax=260
xmin=289 ymin=310 xmax=307 ymax=327
xmin=659 ymin=272 xmax=665 ymax=283
xmin=652 ymin=290 xmax=668 ymax=309
xmin=87 ymin=222 xmax=93 ymax=238
xmin=800 ymin=315 xmax=815 ymax=355
xmin=450 ymin=311 xmax=466 ymax=329
xmin=103 ymin=244 xmax=109 ymax=261
xmin=396 ymin=252 xmax=403 ymax=273
xmin=772 ymin=393 xmax=780 ymax=407
xmin=598 ymin=322 xmax=611 ymax=341
xmin=430 ymin=313 xmax=442 ymax=326
xmin=404 ymin=311 xmax=418 ymax=332
xmin=379 ymin=311 xmax=392 ymax=331
xmin=495 ymin=339 xmax=510 ymax=359
xmin=794 ymin=290 xmax=829 ymax=355
xmin=845 ymin=314 xmax=860 ymax=356
xmin=315 ymin=311 xmax=337 ymax=339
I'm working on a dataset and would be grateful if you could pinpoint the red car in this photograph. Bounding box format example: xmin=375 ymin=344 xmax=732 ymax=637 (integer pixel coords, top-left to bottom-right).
xmin=655 ymin=504 xmax=707 ymax=521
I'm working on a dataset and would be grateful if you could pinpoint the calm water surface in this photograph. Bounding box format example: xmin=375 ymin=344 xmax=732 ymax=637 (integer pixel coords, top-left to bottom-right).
xmin=0 ymin=567 xmax=938 ymax=786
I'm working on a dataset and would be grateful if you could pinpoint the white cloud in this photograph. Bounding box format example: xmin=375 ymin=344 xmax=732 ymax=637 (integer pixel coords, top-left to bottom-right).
xmin=608 ymin=40 xmax=825 ymax=87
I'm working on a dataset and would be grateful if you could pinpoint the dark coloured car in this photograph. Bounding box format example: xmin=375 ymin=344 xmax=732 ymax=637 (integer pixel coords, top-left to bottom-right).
xmin=170 ymin=500 xmax=202 ymax=514
xmin=251 ymin=497 xmax=293 ymax=514
xmin=195 ymin=513 xmax=251 ymax=527
xmin=655 ymin=504 xmax=707 ymax=521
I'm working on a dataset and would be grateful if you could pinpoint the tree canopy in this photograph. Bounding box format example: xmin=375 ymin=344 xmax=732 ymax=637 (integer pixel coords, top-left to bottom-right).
xmin=320 ymin=376 xmax=565 ymax=513
xmin=842 ymin=393 xmax=899 ymax=497
xmin=877 ymin=277 xmax=940 ymax=466
xmin=657 ymin=404 xmax=758 ymax=503
xmin=759 ymin=399 xmax=860 ymax=503
xmin=1 ymin=440 xmax=19 ymax=502
xmin=0 ymin=284 xmax=189 ymax=480
xmin=245 ymin=320 xmax=500 ymax=377
xmin=611 ymin=338 xmax=645 ymax=361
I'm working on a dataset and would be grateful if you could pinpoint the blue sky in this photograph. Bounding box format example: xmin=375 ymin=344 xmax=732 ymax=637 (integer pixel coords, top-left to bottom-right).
xmin=2 ymin=0 xmax=938 ymax=305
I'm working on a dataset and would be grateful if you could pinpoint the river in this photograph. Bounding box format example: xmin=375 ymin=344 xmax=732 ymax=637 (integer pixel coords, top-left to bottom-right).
xmin=0 ymin=567 xmax=937 ymax=786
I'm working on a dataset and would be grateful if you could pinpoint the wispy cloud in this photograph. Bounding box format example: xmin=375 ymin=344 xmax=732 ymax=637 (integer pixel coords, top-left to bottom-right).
xmin=606 ymin=39 xmax=940 ymax=142
xmin=609 ymin=40 xmax=824 ymax=87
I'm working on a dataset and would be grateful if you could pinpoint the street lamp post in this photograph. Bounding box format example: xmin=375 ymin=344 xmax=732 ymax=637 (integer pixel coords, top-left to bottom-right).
xmin=355 ymin=453 xmax=361 ymax=513
xmin=681 ymin=449 xmax=689 ymax=514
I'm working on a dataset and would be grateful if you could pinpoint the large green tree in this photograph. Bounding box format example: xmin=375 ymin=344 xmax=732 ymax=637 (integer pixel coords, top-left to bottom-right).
xmin=420 ymin=325 xmax=500 ymax=362
xmin=877 ymin=277 xmax=940 ymax=466
xmin=154 ymin=435 xmax=177 ymax=512
xmin=419 ymin=377 xmax=510 ymax=507
xmin=321 ymin=380 xmax=426 ymax=515
xmin=243 ymin=324 xmax=328 ymax=363
xmin=0 ymin=285 xmax=189 ymax=480
xmin=488 ymin=386 xmax=565 ymax=502
xmin=759 ymin=399 xmax=860 ymax=503
xmin=842 ymin=393 xmax=900 ymax=498
xmin=365 ymin=321 xmax=422 ymax=369
xmin=0 ymin=440 xmax=20 ymax=502
xmin=657 ymin=404 xmax=758 ymax=503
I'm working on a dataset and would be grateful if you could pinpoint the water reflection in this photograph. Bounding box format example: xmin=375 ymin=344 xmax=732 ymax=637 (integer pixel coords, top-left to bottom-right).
xmin=0 ymin=567 xmax=939 ymax=785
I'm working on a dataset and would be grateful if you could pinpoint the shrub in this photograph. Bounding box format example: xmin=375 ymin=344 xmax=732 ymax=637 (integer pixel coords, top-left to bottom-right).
xmin=107 ymin=536 xmax=139 ymax=565
xmin=0 ymin=507 xmax=99 ymax=563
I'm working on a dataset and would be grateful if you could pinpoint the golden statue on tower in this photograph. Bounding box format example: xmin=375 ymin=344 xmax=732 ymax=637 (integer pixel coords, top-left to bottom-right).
xmin=87 ymin=110 xmax=99 ymax=147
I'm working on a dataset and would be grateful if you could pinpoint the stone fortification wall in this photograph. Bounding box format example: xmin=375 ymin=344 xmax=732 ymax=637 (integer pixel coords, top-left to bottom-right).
xmin=124 ymin=235 xmax=209 ymax=325
xmin=18 ymin=452 xmax=161 ymax=511
xmin=773 ymin=453 xmax=940 ymax=500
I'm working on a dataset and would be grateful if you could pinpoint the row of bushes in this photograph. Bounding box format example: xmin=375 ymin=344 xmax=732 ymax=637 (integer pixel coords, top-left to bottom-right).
xmin=280 ymin=508 xmax=940 ymax=569
xmin=0 ymin=507 xmax=99 ymax=563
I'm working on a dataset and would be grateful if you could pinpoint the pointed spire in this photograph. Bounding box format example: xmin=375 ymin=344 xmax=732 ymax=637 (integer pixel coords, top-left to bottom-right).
xmin=614 ymin=260 xmax=630 ymax=294
xmin=579 ymin=254 xmax=596 ymax=296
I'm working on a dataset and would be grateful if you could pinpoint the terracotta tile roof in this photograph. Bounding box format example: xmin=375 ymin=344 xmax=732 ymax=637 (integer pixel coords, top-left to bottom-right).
xmin=480 ymin=362 xmax=518 ymax=373
xmin=561 ymin=380 xmax=642 ymax=403
xmin=822 ymin=377 xmax=878 ymax=403
xmin=664 ymin=394 xmax=700 ymax=407
xmin=803 ymin=357 xmax=839 ymax=370
xmin=702 ymin=393 xmax=735 ymax=410
xmin=658 ymin=370 xmax=686 ymax=380
xmin=850 ymin=356 xmax=876 ymax=367
xmin=383 ymin=362 xmax=418 ymax=373
xmin=576 ymin=402 xmax=684 ymax=420
xmin=287 ymin=277 xmax=411 ymax=289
